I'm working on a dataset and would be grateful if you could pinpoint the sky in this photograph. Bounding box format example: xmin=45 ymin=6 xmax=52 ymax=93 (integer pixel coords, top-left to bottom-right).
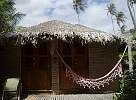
xmin=15 ymin=0 xmax=134 ymax=33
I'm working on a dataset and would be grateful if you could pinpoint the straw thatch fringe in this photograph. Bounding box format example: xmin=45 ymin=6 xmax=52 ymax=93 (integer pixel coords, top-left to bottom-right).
xmin=14 ymin=20 xmax=129 ymax=45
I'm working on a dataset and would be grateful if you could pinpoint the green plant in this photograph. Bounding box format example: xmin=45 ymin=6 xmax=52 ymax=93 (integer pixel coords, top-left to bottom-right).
xmin=0 ymin=0 xmax=24 ymax=37
xmin=113 ymin=70 xmax=136 ymax=100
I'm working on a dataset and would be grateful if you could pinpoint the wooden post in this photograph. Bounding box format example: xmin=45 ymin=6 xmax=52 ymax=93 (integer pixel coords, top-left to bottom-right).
xmin=127 ymin=0 xmax=135 ymax=72
xmin=50 ymin=39 xmax=59 ymax=94
xmin=88 ymin=44 xmax=93 ymax=78
xmin=128 ymin=33 xmax=133 ymax=72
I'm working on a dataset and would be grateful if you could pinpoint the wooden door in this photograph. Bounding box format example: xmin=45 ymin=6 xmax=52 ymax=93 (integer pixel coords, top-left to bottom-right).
xmin=59 ymin=41 xmax=89 ymax=92
xmin=21 ymin=41 xmax=51 ymax=91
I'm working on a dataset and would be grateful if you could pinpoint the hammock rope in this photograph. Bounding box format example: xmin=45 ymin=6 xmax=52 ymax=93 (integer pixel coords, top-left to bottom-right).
xmin=56 ymin=46 xmax=128 ymax=89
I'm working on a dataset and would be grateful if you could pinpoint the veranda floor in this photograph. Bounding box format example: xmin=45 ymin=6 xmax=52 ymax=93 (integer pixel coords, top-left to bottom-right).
xmin=24 ymin=93 xmax=113 ymax=100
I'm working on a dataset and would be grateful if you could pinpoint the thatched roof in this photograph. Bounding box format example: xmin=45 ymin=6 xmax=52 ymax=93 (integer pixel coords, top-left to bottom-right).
xmin=15 ymin=20 xmax=126 ymax=45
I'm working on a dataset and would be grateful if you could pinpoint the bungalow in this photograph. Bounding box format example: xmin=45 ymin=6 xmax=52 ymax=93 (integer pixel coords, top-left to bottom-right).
xmin=0 ymin=20 xmax=127 ymax=94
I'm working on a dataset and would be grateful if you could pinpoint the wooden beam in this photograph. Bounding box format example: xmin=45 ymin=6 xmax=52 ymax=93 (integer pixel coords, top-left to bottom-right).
xmin=50 ymin=39 xmax=59 ymax=94
xmin=128 ymin=37 xmax=133 ymax=72
xmin=88 ymin=44 xmax=92 ymax=78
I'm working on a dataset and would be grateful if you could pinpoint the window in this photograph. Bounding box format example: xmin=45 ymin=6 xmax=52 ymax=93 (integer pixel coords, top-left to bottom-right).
xmin=22 ymin=41 xmax=50 ymax=70
xmin=39 ymin=57 xmax=49 ymax=70
xmin=21 ymin=43 xmax=34 ymax=69
xmin=38 ymin=41 xmax=50 ymax=70
xmin=63 ymin=42 xmax=72 ymax=56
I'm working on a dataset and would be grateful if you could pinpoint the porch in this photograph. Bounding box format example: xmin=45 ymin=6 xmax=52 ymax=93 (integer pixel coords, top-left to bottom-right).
xmin=24 ymin=93 xmax=113 ymax=100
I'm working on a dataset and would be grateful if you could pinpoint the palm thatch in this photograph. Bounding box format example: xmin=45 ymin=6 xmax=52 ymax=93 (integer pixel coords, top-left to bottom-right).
xmin=14 ymin=20 xmax=127 ymax=45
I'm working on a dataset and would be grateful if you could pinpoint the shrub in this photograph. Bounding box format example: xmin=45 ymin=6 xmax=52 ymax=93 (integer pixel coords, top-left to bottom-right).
xmin=113 ymin=69 xmax=136 ymax=100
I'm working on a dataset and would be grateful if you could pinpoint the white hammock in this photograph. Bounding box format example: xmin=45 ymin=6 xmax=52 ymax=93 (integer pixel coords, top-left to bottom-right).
xmin=56 ymin=46 xmax=127 ymax=89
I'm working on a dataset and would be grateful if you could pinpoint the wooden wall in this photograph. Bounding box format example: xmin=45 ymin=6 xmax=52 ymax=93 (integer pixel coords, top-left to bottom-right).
xmin=20 ymin=40 xmax=119 ymax=93
xmin=0 ymin=39 xmax=119 ymax=94
xmin=0 ymin=39 xmax=21 ymax=77
xmin=59 ymin=41 xmax=119 ymax=93
xmin=88 ymin=42 xmax=119 ymax=92
xmin=0 ymin=39 xmax=21 ymax=93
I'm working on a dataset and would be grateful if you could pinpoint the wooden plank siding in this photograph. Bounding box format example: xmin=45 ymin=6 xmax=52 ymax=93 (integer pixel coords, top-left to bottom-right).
xmin=88 ymin=42 xmax=119 ymax=92
xmin=0 ymin=40 xmax=21 ymax=93
xmin=0 ymin=46 xmax=21 ymax=77
xmin=0 ymin=39 xmax=119 ymax=94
